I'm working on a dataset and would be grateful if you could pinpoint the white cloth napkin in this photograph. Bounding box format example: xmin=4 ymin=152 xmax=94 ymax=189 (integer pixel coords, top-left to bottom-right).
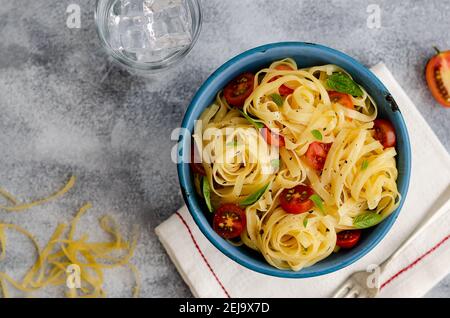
xmin=156 ymin=64 xmax=450 ymax=298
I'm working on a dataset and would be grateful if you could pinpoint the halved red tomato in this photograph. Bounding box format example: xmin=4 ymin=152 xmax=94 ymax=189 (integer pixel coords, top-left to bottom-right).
xmin=336 ymin=230 xmax=362 ymax=249
xmin=425 ymin=48 xmax=450 ymax=108
xmin=190 ymin=143 xmax=206 ymax=176
xmin=373 ymin=119 xmax=396 ymax=148
xmin=213 ymin=204 xmax=246 ymax=239
xmin=328 ymin=91 xmax=354 ymax=109
xmin=279 ymin=185 xmax=315 ymax=214
xmin=224 ymin=73 xmax=255 ymax=108
xmin=305 ymin=142 xmax=332 ymax=171
xmin=261 ymin=126 xmax=285 ymax=148
xmin=269 ymin=65 xmax=295 ymax=96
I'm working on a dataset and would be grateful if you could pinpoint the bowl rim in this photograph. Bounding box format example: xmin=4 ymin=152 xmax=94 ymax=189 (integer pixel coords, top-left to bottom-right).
xmin=177 ymin=42 xmax=412 ymax=278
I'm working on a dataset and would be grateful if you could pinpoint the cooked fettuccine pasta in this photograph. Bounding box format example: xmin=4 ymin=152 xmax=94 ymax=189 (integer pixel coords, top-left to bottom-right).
xmin=190 ymin=59 xmax=400 ymax=271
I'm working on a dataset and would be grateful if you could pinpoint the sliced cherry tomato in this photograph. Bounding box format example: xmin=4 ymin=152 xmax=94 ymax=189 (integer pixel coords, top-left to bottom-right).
xmin=425 ymin=48 xmax=450 ymax=108
xmin=275 ymin=64 xmax=293 ymax=71
xmin=373 ymin=119 xmax=396 ymax=148
xmin=190 ymin=143 xmax=206 ymax=176
xmin=336 ymin=230 xmax=362 ymax=249
xmin=279 ymin=185 xmax=315 ymax=214
xmin=213 ymin=204 xmax=246 ymax=239
xmin=328 ymin=91 xmax=354 ymax=109
xmin=261 ymin=126 xmax=285 ymax=148
xmin=269 ymin=65 xmax=295 ymax=96
xmin=305 ymin=142 xmax=332 ymax=171
xmin=223 ymin=73 xmax=255 ymax=108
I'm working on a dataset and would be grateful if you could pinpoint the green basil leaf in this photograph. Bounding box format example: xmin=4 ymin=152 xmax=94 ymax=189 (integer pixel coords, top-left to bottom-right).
xmin=271 ymin=159 xmax=281 ymax=170
xmin=303 ymin=217 xmax=308 ymax=228
xmin=240 ymin=183 xmax=270 ymax=206
xmin=202 ymin=177 xmax=213 ymax=213
xmin=309 ymin=194 xmax=325 ymax=213
xmin=270 ymin=93 xmax=284 ymax=107
xmin=239 ymin=110 xmax=264 ymax=129
xmin=353 ymin=212 xmax=383 ymax=229
xmin=327 ymin=73 xmax=364 ymax=97
xmin=361 ymin=160 xmax=369 ymax=171
xmin=311 ymin=129 xmax=323 ymax=141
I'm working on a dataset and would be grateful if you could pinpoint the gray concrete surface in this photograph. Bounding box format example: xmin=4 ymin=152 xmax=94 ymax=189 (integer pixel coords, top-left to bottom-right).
xmin=0 ymin=0 xmax=448 ymax=297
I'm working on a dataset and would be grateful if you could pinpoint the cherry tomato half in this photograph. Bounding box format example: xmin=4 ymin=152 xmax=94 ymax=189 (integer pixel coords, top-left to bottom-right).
xmin=328 ymin=91 xmax=354 ymax=109
xmin=336 ymin=230 xmax=362 ymax=249
xmin=373 ymin=119 xmax=396 ymax=148
xmin=190 ymin=143 xmax=206 ymax=176
xmin=213 ymin=204 xmax=246 ymax=239
xmin=224 ymin=73 xmax=255 ymax=108
xmin=261 ymin=126 xmax=286 ymax=148
xmin=269 ymin=65 xmax=295 ymax=96
xmin=305 ymin=142 xmax=332 ymax=171
xmin=279 ymin=185 xmax=315 ymax=214
xmin=425 ymin=48 xmax=450 ymax=108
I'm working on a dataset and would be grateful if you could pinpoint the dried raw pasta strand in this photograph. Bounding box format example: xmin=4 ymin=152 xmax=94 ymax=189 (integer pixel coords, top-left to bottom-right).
xmin=0 ymin=176 xmax=76 ymax=212
xmin=0 ymin=188 xmax=18 ymax=206
xmin=0 ymin=226 xmax=5 ymax=261
xmin=25 ymin=204 xmax=139 ymax=298
xmin=0 ymin=223 xmax=43 ymax=297
xmin=0 ymin=179 xmax=140 ymax=298
xmin=129 ymin=263 xmax=141 ymax=298
xmin=22 ymin=223 xmax=67 ymax=288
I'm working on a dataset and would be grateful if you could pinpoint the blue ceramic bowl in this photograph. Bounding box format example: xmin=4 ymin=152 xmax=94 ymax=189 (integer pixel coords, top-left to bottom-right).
xmin=177 ymin=42 xmax=411 ymax=278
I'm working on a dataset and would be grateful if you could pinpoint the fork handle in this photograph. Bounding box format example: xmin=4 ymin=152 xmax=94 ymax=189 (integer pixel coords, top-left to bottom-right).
xmin=379 ymin=189 xmax=450 ymax=272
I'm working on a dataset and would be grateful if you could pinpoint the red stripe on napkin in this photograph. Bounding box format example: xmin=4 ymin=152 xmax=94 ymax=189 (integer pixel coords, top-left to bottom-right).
xmin=176 ymin=212 xmax=231 ymax=298
xmin=176 ymin=211 xmax=448 ymax=297
xmin=381 ymin=234 xmax=450 ymax=290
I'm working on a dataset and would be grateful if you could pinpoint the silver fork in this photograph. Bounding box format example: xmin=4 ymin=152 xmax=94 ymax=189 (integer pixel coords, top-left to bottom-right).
xmin=333 ymin=187 xmax=450 ymax=298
